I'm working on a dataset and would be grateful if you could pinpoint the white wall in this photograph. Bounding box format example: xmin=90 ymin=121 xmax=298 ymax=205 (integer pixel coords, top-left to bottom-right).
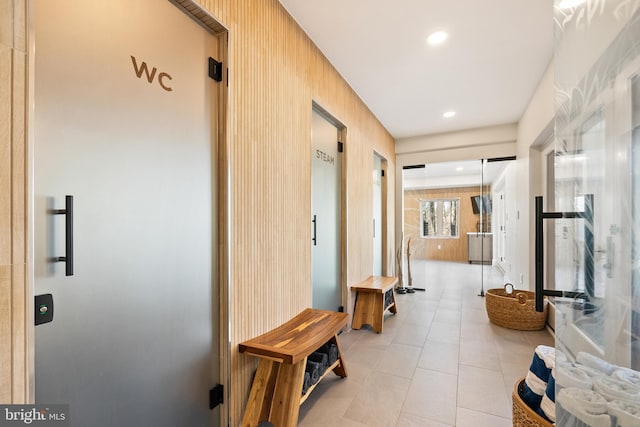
xmin=516 ymin=59 xmax=555 ymax=291
xmin=396 ymin=123 xmax=518 ymax=157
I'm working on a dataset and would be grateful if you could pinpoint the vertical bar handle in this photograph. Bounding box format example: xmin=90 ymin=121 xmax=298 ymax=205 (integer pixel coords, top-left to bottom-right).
xmin=312 ymin=215 xmax=317 ymax=246
xmin=583 ymin=194 xmax=594 ymax=300
xmin=54 ymin=195 xmax=74 ymax=276
xmin=534 ymin=196 xmax=544 ymax=312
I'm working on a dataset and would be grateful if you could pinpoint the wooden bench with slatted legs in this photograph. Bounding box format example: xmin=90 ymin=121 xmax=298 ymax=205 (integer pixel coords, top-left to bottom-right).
xmin=350 ymin=276 xmax=398 ymax=333
xmin=238 ymin=308 xmax=348 ymax=427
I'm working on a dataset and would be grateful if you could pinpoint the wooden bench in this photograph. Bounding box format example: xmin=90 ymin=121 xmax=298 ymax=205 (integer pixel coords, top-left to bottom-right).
xmin=350 ymin=276 xmax=398 ymax=333
xmin=239 ymin=308 xmax=348 ymax=427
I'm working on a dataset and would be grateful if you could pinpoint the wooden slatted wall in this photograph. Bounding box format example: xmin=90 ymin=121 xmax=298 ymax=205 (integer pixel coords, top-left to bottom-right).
xmin=1 ymin=0 xmax=396 ymax=425
xmin=0 ymin=0 xmax=29 ymax=405
xmin=404 ymin=186 xmax=489 ymax=262
xmin=193 ymin=1 xmax=396 ymax=423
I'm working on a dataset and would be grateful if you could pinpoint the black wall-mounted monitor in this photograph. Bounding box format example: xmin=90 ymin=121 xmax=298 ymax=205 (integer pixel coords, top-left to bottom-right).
xmin=471 ymin=195 xmax=492 ymax=215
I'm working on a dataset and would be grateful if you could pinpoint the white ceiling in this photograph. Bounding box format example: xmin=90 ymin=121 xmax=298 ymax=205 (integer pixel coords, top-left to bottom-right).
xmin=402 ymin=159 xmax=510 ymax=190
xmin=278 ymin=0 xmax=554 ymax=139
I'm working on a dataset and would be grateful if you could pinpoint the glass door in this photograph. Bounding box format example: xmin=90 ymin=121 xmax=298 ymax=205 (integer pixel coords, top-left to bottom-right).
xmin=479 ymin=158 xmax=516 ymax=294
xmin=33 ymin=1 xmax=221 ymax=425
xmin=555 ymin=111 xmax=607 ymax=358
xmin=311 ymin=108 xmax=342 ymax=311
xmin=373 ymin=154 xmax=383 ymax=276
xmin=628 ymin=72 xmax=640 ymax=369
xmin=400 ymin=159 xmax=513 ymax=294
xmin=553 ymin=4 xmax=640 ymax=425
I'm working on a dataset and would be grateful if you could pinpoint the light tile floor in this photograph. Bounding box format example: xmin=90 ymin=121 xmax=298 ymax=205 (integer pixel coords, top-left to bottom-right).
xmin=298 ymin=260 xmax=554 ymax=426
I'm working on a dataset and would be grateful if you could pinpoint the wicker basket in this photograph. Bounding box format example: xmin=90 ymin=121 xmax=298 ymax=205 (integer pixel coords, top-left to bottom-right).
xmin=512 ymin=376 xmax=553 ymax=427
xmin=485 ymin=284 xmax=547 ymax=331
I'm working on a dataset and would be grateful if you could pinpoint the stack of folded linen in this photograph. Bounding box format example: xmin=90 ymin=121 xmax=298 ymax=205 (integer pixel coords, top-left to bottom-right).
xmin=519 ymin=345 xmax=557 ymax=423
xmin=519 ymin=348 xmax=640 ymax=425
xmin=308 ymin=351 xmax=329 ymax=373
xmin=574 ymin=362 xmax=607 ymax=381
xmin=553 ymin=352 xmax=640 ymax=427
xmin=556 ymin=365 xmax=593 ymax=390
xmin=305 ymin=359 xmax=322 ymax=386
xmin=302 ymin=371 xmax=311 ymax=395
xmin=523 ymin=345 xmax=556 ymax=411
xmin=316 ymin=342 xmax=339 ymax=366
xmin=538 ymin=367 xmax=556 ymax=423
xmin=577 ymin=352 xmax=617 ymax=376
xmin=556 ymin=388 xmax=611 ymax=427
xmin=384 ymin=289 xmax=394 ymax=309
xmin=302 ymin=341 xmax=340 ymax=395
xmin=608 ymin=399 xmax=640 ymax=427
xmin=612 ymin=367 xmax=640 ymax=387
xmin=556 ymin=387 xmax=640 ymax=426
xmin=592 ymin=376 xmax=640 ymax=404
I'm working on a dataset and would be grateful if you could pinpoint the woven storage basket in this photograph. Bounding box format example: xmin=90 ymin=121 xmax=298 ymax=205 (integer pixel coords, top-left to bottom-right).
xmin=485 ymin=283 xmax=547 ymax=331
xmin=512 ymin=376 xmax=553 ymax=427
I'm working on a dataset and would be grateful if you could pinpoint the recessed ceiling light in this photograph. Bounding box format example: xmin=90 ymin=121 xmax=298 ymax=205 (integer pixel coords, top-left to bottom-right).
xmin=558 ymin=0 xmax=585 ymax=9
xmin=456 ymin=166 xmax=464 ymax=171
xmin=443 ymin=111 xmax=456 ymax=118
xmin=427 ymin=31 xmax=448 ymax=46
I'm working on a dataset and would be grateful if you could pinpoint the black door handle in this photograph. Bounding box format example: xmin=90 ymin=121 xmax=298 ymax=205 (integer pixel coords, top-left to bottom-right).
xmin=534 ymin=195 xmax=592 ymax=312
xmin=312 ymin=215 xmax=317 ymax=246
xmin=53 ymin=195 xmax=74 ymax=276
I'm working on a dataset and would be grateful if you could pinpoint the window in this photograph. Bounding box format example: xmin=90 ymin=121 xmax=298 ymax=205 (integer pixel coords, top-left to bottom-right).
xmin=420 ymin=198 xmax=459 ymax=238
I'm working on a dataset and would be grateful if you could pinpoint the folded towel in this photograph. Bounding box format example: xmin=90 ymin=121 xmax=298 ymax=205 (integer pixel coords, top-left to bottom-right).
xmin=556 ymin=349 xmax=568 ymax=364
xmin=537 ymin=367 xmax=556 ymax=422
xmin=557 ymin=366 xmax=593 ymax=390
xmin=523 ymin=345 xmax=556 ymax=410
xmin=328 ymin=343 xmax=338 ymax=365
xmin=537 ymin=345 xmax=557 ymax=369
xmin=592 ymin=376 xmax=640 ymax=403
xmin=556 ymin=388 xmax=611 ymax=427
xmin=612 ymin=368 xmax=640 ymax=386
xmin=523 ymin=376 xmax=546 ymax=410
xmin=575 ymin=363 xmax=608 ymax=379
xmin=301 ymin=371 xmax=311 ymax=395
xmin=384 ymin=289 xmax=393 ymax=309
xmin=306 ymin=360 xmax=322 ymax=385
xmin=577 ymin=352 xmax=617 ymax=375
xmin=308 ymin=351 xmax=329 ymax=373
xmin=608 ymin=400 xmax=640 ymax=427
xmin=318 ymin=342 xmax=339 ymax=366
xmin=558 ymin=387 xmax=609 ymax=414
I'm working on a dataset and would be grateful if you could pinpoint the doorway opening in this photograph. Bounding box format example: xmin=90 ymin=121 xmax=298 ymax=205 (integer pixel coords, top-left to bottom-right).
xmin=400 ymin=158 xmax=514 ymax=293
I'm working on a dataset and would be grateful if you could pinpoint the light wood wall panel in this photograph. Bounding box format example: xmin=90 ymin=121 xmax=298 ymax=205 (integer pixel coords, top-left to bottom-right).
xmin=0 ymin=0 xmax=29 ymax=405
xmin=198 ymin=1 xmax=396 ymax=424
xmin=404 ymin=186 xmax=488 ymax=263
xmin=3 ymin=0 xmax=396 ymax=425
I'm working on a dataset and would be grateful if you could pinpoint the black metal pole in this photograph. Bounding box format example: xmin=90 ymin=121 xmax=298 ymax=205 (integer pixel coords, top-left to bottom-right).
xmin=583 ymin=194 xmax=594 ymax=313
xmin=479 ymin=159 xmax=485 ymax=297
xmin=535 ymin=196 xmax=544 ymax=312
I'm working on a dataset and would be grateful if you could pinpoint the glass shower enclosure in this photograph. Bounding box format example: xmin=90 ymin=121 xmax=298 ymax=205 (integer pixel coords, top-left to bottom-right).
xmin=549 ymin=1 xmax=640 ymax=425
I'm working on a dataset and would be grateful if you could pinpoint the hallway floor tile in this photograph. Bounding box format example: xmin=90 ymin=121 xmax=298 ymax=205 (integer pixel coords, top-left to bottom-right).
xmin=298 ymin=260 xmax=554 ymax=426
